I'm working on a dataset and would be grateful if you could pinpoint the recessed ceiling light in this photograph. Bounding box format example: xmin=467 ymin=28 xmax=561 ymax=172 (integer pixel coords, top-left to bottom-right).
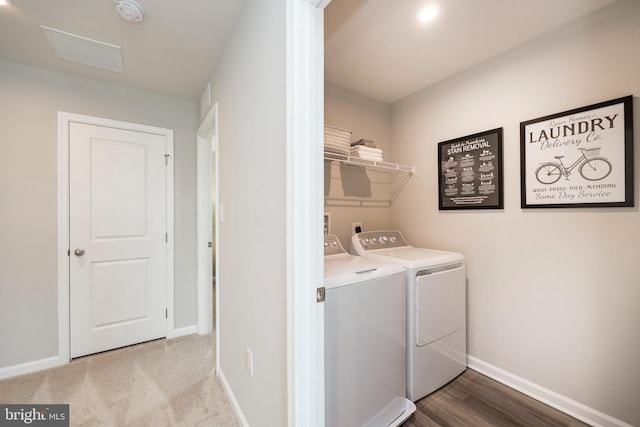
xmin=418 ymin=5 xmax=439 ymax=23
xmin=0 ymin=0 xmax=12 ymax=7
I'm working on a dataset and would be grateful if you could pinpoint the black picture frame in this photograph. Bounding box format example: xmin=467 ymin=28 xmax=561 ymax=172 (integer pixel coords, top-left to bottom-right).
xmin=520 ymin=95 xmax=634 ymax=208
xmin=438 ymin=128 xmax=504 ymax=210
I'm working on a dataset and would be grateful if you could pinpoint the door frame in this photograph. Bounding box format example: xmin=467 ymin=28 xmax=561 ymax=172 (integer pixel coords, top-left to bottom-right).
xmin=57 ymin=112 xmax=175 ymax=363
xmin=196 ymin=103 xmax=218 ymax=341
xmin=194 ymin=1 xmax=328 ymax=423
xmin=286 ymin=0 xmax=329 ymax=425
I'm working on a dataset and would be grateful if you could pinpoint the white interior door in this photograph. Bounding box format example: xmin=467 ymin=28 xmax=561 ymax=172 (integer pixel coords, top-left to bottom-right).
xmin=69 ymin=122 xmax=168 ymax=358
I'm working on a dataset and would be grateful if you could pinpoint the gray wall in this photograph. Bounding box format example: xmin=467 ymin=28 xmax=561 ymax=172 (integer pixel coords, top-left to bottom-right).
xmin=208 ymin=0 xmax=288 ymax=425
xmin=390 ymin=1 xmax=640 ymax=425
xmin=324 ymin=83 xmax=393 ymax=247
xmin=0 ymin=59 xmax=198 ymax=369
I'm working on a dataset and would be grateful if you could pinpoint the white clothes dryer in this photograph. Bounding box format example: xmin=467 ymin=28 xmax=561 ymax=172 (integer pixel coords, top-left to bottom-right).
xmin=351 ymin=230 xmax=467 ymax=402
xmin=323 ymin=234 xmax=415 ymax=427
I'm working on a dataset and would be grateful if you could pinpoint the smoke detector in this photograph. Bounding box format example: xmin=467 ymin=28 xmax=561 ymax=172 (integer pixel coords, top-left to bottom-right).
xmin=114 ymin=0 xmax=144 ymax=23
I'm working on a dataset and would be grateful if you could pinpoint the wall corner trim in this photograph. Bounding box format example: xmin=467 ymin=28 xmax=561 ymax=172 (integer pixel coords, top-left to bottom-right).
xmin=468 ymin=356 xmax=633 ymax=427
xmin=167 ymin=325 xmax=198 ymax=339
xmin=218 ymin=368 xmax=249 ymax=427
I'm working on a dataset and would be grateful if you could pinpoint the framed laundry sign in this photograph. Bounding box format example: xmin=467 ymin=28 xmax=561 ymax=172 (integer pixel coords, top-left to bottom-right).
xmin=437 ymin=128 xmax=504 ymax=210
xmin=520 ymin=95 xmax=634 ymax=208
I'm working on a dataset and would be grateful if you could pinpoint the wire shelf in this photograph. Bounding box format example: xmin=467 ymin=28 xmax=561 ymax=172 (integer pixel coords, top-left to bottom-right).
xmin=324 ymin=152 xmax=415 ymax=207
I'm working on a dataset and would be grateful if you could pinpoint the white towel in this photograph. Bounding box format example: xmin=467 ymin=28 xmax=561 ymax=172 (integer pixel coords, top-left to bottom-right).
xmin=325 ymin=140 xmax=349 ymax=148
xmin=324 ymin=124 xmax=351 ymax=135
xmin=325 ymin=149 xmax=350 ymax=156
xmin=350 ymin=146 xmax=383 ymax=155
xmin=324 ymin=125 xmax=352 ymax=140
xmin=325 ymin=136 xmax=350 ymax=152
xmin=325 ymin=137 xmax=350 ymax=146
xmin=350 ymin=152 xmax=383 ymax=162
xmin=324 ymin=141 xmax=350 ymax=155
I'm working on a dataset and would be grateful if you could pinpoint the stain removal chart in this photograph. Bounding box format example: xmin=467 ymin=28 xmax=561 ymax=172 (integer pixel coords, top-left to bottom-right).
xmin=438 ymin=128 xmax=504 ymax=210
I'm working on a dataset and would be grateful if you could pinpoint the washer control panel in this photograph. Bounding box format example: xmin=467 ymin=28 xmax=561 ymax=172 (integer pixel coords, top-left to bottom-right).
xmin=354 ymin=230 xmax=408 ymax=251
xmin=324 ymin=234 xmax=346 ymax=256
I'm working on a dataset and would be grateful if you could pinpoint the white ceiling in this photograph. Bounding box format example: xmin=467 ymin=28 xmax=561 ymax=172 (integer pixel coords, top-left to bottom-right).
xmin=0 ymin=0 xmax=245 ymax=101
xmin=325 ymin=0 xmax=619 ymax=104
xmin=0 ymin=0 xmax=618 ymax=104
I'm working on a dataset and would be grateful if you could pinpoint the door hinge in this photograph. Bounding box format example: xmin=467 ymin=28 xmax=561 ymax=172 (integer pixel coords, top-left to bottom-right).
xmin=316 ymin=287 xmax=325 ymax=303
xmin=164 ymin=154 xmax=170 ymax=165
xmin=165 ymin=232 xmax=168 ymax=242
xmin=165 ymin=308 xmax=168 ymax=319
xmin=67 ymin=249 xmax=70 ymax=256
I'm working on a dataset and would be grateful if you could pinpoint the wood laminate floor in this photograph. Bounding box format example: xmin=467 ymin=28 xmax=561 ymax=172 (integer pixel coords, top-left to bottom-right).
xmin=402 ymin=369 xmax=590 ymax=427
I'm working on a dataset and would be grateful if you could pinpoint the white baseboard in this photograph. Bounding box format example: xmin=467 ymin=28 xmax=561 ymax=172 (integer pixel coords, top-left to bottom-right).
xmin=1 ymin=328 xmax=198 ymax=381
xmin=167 ymin=324 xmax=198 ymax=339
xmin=218 ymin=368 xmax=249 ymax=427
xmin=0 ymin=355 xmax=67 ymax=381
xmin=467 ymin=356 xmax=633 ymax=427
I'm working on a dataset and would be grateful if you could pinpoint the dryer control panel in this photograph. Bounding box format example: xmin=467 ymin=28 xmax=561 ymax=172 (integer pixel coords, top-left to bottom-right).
xmin=353 ymin=230 xmax=408 ymax=251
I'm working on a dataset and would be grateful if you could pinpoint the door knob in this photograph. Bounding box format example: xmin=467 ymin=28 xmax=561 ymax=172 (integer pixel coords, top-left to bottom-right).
xmin=74 ymin=248 xmax=85 ymax=256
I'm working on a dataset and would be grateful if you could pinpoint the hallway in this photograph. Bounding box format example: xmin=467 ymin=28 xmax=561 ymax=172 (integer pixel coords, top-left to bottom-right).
xmin=0 ymin=334 xmax=237 ymax=426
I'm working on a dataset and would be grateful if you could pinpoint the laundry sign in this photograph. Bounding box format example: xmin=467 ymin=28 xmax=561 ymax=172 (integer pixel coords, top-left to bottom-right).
xmin=520 ymin=95 xmax=634 ymax=208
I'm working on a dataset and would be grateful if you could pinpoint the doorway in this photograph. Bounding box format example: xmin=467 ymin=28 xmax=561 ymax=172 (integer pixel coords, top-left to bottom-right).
xmin=58 ymin=112 xmax=175 ymax=362
xmin=196 ymin=104 xmax=218 ymax=343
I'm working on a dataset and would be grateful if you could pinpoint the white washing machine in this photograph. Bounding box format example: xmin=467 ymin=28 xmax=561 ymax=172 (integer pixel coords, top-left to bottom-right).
xmin=323 ymin=234 xmax=415 ymax=427
xmin=351 ymin=230 xmax=467 ymax=402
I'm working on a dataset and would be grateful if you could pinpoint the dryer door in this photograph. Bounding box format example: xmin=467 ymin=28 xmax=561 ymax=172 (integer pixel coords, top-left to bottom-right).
xmin=415 ymin=265 xmax=465 ymax=347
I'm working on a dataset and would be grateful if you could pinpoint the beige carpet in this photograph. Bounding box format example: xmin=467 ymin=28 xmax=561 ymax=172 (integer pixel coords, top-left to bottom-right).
xmin=0 ymin=333 xmax=238 ymax=426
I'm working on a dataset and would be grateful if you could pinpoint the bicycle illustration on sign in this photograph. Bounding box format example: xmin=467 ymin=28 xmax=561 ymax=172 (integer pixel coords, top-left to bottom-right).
xmin=535 ymin=147 xmax=612 ymax=185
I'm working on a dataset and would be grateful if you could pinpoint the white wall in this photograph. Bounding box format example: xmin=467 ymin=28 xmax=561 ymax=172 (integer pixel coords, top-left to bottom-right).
xmin=324 ymin=83 xmax=393 ymax=246
xmin=208 ymin=0 xmax=288 ymax=425
xmin=390 ymin=1 xmax=640 ymax=425
xmin=0 ymin=59 xmax=199 ymax=370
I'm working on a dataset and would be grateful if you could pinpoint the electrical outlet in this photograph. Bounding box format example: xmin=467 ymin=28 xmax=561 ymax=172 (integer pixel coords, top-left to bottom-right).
xmin=352 ymin=222 xmax=362 ymax=234
xmin=245 ymin=347 xmax=254 ymax=378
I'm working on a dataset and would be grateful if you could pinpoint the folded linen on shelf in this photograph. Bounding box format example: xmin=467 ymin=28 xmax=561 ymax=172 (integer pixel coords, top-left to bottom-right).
xmin=325 ymin=142 xmax=350 ymax=155
xmin=349 ymin=152 xmax=383 ymax=162
xmin=350 ymin=146 xmax=383 ymax=162
xmin=350 ymin=146 xmax=383 ymax=155
xmin=350 ymin=138 xmax=377 ymax=148
xmin=325 ymin=134 xmax=350 ymax=143
xmin=325 ymin=140 xmax=350 ymax=148
xmin=324 ymin=124 xmax=352 ymax=156
xmin=325 ymin=142 xmax=349 ymax=148
xmin=324 ymin=125 xmax=351 ymax=138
